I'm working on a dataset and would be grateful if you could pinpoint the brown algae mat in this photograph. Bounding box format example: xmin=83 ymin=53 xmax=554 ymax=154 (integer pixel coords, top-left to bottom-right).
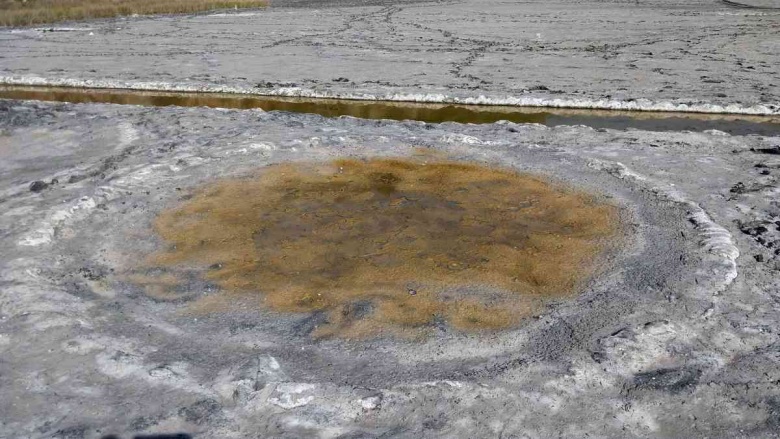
xmin=134 ymin=158 xmax=621 ymax=338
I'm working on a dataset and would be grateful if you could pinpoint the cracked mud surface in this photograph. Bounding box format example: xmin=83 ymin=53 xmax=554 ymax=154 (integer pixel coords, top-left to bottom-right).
xmin=1 ymin=100 xmax=779 ymax=437
xmin=1 ymin=0 xmax=780 ymax=112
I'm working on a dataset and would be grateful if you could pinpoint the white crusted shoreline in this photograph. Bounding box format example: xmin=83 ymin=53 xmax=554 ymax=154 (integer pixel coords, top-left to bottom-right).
xmin=3 ymin=75 xmax=779 ymax=116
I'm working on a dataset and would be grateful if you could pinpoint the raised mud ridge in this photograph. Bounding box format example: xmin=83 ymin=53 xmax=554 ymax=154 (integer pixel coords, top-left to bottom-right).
xmin=722 ymin=0 xmax=780 ymax=9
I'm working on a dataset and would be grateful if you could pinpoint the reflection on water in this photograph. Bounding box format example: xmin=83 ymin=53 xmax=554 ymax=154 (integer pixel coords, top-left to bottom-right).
xmin=1 ymin=85 xmax=778 ymax=135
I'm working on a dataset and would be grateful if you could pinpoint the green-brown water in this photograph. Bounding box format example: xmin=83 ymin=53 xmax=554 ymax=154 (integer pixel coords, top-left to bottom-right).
xmin=2 ymin=85 xmax=778 ymax=135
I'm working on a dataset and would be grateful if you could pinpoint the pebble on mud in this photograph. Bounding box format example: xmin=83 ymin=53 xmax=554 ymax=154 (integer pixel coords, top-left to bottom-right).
xmin=29 ymin=180 xmax=49 ymax=192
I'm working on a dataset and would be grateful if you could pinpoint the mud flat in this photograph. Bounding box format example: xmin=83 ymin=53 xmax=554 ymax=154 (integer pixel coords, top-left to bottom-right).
xmin=1 ymin=0 xmax=780 ymax=436
xmin=1 ymin=99 xmax=779 ymax=437
xmin=1 ymin=0 xmax=780 ymax=115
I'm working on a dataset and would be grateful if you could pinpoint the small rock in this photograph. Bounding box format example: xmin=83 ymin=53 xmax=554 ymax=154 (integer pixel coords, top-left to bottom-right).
xmin=730 ymin=182 xmax=746 ymax=194
xmin=751 ymin=146 xmax=780 ymax=155
xmin=738 ymin=220 xmax=770 ymax=236
xmin=754 ymin=254 xmax=764 ymax=263
xmin=29 ymin=180 xmax=48 ymax=192
xmin=360 ymin=395 xmax=382 ymax=410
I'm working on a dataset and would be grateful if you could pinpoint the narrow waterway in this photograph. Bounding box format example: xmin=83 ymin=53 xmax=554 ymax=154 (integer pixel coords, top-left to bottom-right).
xmin=2 ymin=85 xmax=778 ymax=135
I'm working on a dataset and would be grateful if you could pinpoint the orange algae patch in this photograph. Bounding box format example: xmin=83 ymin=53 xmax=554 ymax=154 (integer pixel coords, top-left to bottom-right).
xmin=141 ymin=158 xmax=620 ymax=337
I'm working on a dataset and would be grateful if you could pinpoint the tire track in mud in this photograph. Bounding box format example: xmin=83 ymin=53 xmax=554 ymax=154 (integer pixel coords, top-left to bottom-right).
xmin=722 ymin=0 xmax=780 ymax=9
xmin=401 ymin=20 xmax=500 ymax=87
xmin=260 ymin=5 xmax=404 ymax=50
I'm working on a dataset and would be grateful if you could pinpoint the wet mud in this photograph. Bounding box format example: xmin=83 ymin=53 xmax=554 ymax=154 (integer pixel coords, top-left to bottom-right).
xmin=136 ymin=158 xmax=620 ymax=337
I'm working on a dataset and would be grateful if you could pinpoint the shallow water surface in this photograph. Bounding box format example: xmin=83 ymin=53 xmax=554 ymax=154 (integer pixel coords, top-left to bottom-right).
xmin=2 ymin=85 xmax=779 ymax=135
xmin=132 ymin=158 xmax=620 ymax=338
